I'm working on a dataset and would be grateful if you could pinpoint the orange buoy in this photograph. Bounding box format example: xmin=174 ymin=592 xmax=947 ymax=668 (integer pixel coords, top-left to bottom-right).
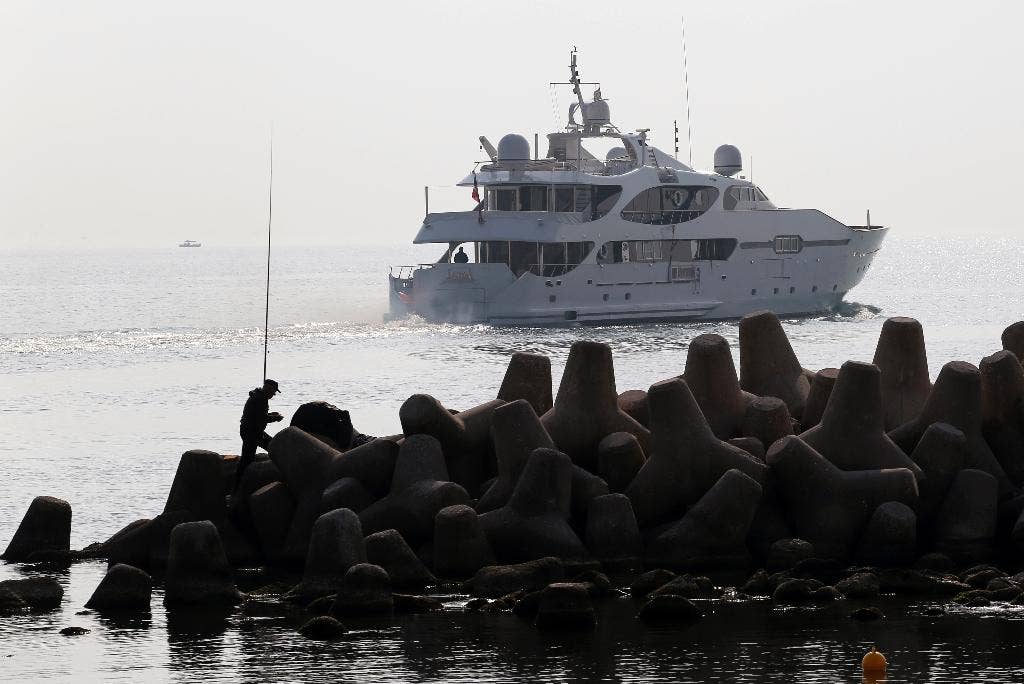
xmin=862 ymin=646 xmax=888 ymax=674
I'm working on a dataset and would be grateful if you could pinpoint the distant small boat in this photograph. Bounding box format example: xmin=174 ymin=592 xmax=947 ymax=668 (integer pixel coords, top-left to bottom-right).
xmin=179 ymin=240 xmax=201 ymax=247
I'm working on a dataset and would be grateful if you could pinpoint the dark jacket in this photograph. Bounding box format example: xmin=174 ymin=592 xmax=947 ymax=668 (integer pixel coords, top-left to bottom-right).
xmin=240 ymin=388 xmax=272 ymax=435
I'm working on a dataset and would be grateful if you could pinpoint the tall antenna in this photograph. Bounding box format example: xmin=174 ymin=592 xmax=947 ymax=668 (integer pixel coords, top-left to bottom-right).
xmin=681 ymin=16 xmax=694 ymax=167
xmin=263 ymin=127 xmax=273 ymax=383
xmin=674 ymin=119 xmax=680 ymax=158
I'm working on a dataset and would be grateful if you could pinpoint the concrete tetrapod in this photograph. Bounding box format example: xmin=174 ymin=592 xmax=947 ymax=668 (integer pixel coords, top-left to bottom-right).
xmin=541 ymin=341 xmax=651 ymax=471
xmin=801 ymin=361 xmax=922 ymax=476
xmin=889 ymin=361 xmax=1015 ymax=498
xmin=478 ymin=447 xmax=590 ymax=564
xmin=324 ymin=438 xmax=399 ymax=498
xmin=269 ymin=427 xmax=344 ymax=564
xmin=433 ymin=505 xmax=495 ymax=578
xmin=320 ymin=477 xmax=375 ymax=515
xmin=646 ymin=469 xmax=763 ymax=570
xmin=1003 ymin=321 xmax=1024 ymax=364
xmin=596 ymin=432 xmax=646 ymax=494
xmin=738 ymin=311 xmax=811 ymax=419
xmin=800 ymin=368 xmax=838 ymax=432
xmin=476 ymin=399 xmax=554 ymax=513
xmin=399 ymin=394 xmax=504 ymax=496
xmin=249 ymin=481 xmax=295 ymax=565
xmin=766 ymin=436 xmax=918 ymax=559
xmin=979 ymin=350 xmax=1024 ymax=488
xmin=584 ymin=493 xmax=642 ymax=565
xmin=359 ymin=434 xmax=470 ymax=547
xmin=855 ymin=502 xmax=917 ymax=567
xmin=163 ymin=450 xmax=226 ymax=523
xmin=872 ymin=317 xmax=932 ymax=430
xmin=741 ymin=396 xmax=794 ymax=451
xmin=497 ymin=351 xmax=553 ymax=417
xmin=933 ymin=469 xmax=998 ymax=564
xmin=331 ymin=563 xmax=393 ymax=616
xmin=683 ymin=333 xmax=755 ymax=439
xmin=163 ymin=521 xmax=240 ymax=607
xmin=616 ymin=390 xmax=650 ymax=428
xmin=625 ymin=378 xmax=767 ymax=528
xmin=1 ymin=496 xmax=72 ymax=562
xmin=85 ymin=564 xmax=152 ymax=613
xmin=364 ymin=529 xmax=436 ymax=588
xmin=288 ymin=508 xmax=366 ymax=601
xmin=910 ymin=423 xmax=967 ymax=531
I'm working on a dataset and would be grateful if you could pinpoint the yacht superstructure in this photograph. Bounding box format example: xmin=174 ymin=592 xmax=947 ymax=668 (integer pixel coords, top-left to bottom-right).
xmin=388 ymin=52 xmax=886 ymax=325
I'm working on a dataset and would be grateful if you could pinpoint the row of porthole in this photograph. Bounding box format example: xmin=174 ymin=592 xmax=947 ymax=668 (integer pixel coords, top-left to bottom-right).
xmin=550 ymin=293 xmax=632 ymax=303
xmin=750 ymin=284 xmax=839 ymax=296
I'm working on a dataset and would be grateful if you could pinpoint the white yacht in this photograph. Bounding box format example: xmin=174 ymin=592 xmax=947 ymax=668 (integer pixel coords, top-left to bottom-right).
xmin=388 ymin=53 xmax=886 ymax=325
xmin=179 ymin=240 xmax=201 ymax=248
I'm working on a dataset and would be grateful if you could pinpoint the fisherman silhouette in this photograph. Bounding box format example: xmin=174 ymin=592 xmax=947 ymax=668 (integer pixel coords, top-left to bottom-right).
xmin=453 ymin=246 xmax=469 ymax=263
xmin=234 ymin=378 xmax=283 ymax=492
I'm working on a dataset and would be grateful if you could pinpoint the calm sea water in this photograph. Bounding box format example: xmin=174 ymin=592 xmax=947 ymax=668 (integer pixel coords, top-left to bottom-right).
xmin=2 ymin=236 xmax=1023 ymax=682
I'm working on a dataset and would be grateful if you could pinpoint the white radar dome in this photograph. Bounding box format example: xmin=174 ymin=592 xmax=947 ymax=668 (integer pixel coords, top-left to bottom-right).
xmin=714 ymin=144 xmax=742 ymax=177
xmin=606 ymin=146 xmax=627 ymax=161
xmin=497 ymin=133 xmax=531 ymax=161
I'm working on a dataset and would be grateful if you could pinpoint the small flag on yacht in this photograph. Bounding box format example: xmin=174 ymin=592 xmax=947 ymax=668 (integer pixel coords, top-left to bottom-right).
xmin=471 ymin=172 xmax=480 ymax=204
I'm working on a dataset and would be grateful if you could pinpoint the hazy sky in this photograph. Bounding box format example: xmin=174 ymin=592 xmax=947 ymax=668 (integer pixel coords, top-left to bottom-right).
xmin=2 ymin=0 xmax=1022 ymax=249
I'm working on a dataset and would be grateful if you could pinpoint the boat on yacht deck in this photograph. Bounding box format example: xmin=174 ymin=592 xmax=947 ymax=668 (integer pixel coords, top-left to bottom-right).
xmin=387 ymin=52 xmax=886 ymax=326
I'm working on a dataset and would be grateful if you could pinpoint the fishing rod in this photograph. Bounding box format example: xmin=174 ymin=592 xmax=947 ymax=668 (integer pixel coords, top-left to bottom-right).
xmin=681 ymin=16 xmax=694 ymax=167
xmin=263 ymin=127 xmax=273 ymax=383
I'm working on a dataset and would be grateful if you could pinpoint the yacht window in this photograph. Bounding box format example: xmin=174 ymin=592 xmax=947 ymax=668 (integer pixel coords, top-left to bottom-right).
xmin=693 ymin=238 xmax=738 ymax=260
xmin=519 ymin=185 xmax=548 ymax=211
xmin=773 ymin=235 xmax=803 ymax=254
xmin=591 ymin=185 xmax=622 ymax=220
xmin=488 ymin=188 xmax=517 ymax=211
xmin=597 ymin=238 xmax=735 ymax=263
xmin=724 ymin=186 xmax=740 ymax=210
xmin=553 ymin=187 xmax=575 ymax=212
xmin=621 ymin=185 xmax=719 ymax=224
xmin=755 ymin=187 xmax=770 ymax=202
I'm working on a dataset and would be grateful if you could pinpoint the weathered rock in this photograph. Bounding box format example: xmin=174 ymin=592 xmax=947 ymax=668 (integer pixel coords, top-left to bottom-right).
xmin=740 ymin=569 xmax=773 ymax=596
xmin=651 ymin=575 xmax=721 ymax=599
xmin=801 ymin=368 xmax=839 ymax=432
xmin=497 ymin=352 xmax=553 ymax=417
xmin=477 ymin=399 xmax=554 ymax=513
xmin=0 ymin=587 xmax=28 ymax=615
xmin=59 ymin=626 xmax=89 ymax=636
xmin=468 ymin=557 xmax=565 ymax=597
xmin=626 ymin=378 xmax=766 ymax=528
xmin=630 ymin=568 xmax=676 ymax=598
xmin=359 ymin=434 xmax=471 ymax=547
xmin=801 ymin=361 xmax=922 ymax=476
xmin=789 ymin=557 xmax=845 ymax=585
xmin=393 ymin=593 xmax=444 ymax=613
xmin=616 ymin=390 xmax=650 ymax=428
xmin=933 ymin=469 xmax=998 ymax=564
xmin=298 ymin=615 xmax=347 ymax=640
xmin=2 ymin=496 xmax=72 ymax=562
xmin=637 ymin=594 xmax=702 ymax=623
xmin=889 ymin=361 xmax=1015 ymax=498
xmin=980 ymin=350 xmax=1024 ymax=488
xmin=911 ymin=423 xmax=967 ymax=530
xmin=772 ymin=578 xmax=839 ymax=603
xmin=596 ymin=432 xmax=646 ymax=494
xmin=331 ymin=563 xmax=393 ymax=616
xmin=584 ymin=494 xmax=642 ymax=564
xmin=741 ymin=396 xmax=794 ymax=451
xmin=163 ymin=450 xmax=227 ymax=522
xmin=962 ymin=566 xmax=1004 ymax=588
xmin=479 ymin=448 xmax=590 ymax=563
xmin=766 ymin=538 xmax=815 ymax=571
xmin=836 ymin=572 xmax=880 ymax=599
xmin=877 ymin=568 xmax=969 ymax=595
xmin=249 ymin=481 xmax=296 ymax=565
xmin=684 ymin=333 xmax=753 ymax=439
xmin=291 ymin=401 xmax=361 ymax=450
xmin=1002 ymin=321 xmax=1024 ymax=364
xmin=320 ymin=477 xmax=376 ymax=515
xmin=541 ymin=341 xmax=651 ymax=471
xmin=850 ymin=606 xmax=884 ymax=621
xmin=914 ymin=552 xmax=956 ymax=573
xmin=534 ymin=582 xmax=596 ymax=629
xmin=767 ymin=436 xmax=917 ymax=559
xmin=646 ymin=469 xmax=762 ymax=570
xmin=0 ymin=576 xmax=63 ymax=611
xmin=738 ymin=311 xmax=810 ymax=419
xmin=163 ymin=521 xmax=240 ymax=607
xmin=365 ymin=529 xmax=436 ymax=588
xmin=856 ymin=502 xmax=916 ymax=567
xmin=85 ymin=563 xmax=152 ymax=612
xmin=433 ymin=504 xmax=495 ymax=578
xmin=872 ymin=317 xmax=932 ymax=430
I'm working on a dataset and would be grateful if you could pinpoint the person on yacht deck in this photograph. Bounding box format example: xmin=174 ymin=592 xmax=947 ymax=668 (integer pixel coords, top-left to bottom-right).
xmin=453 ymin=246 xmax=469 ymax=263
